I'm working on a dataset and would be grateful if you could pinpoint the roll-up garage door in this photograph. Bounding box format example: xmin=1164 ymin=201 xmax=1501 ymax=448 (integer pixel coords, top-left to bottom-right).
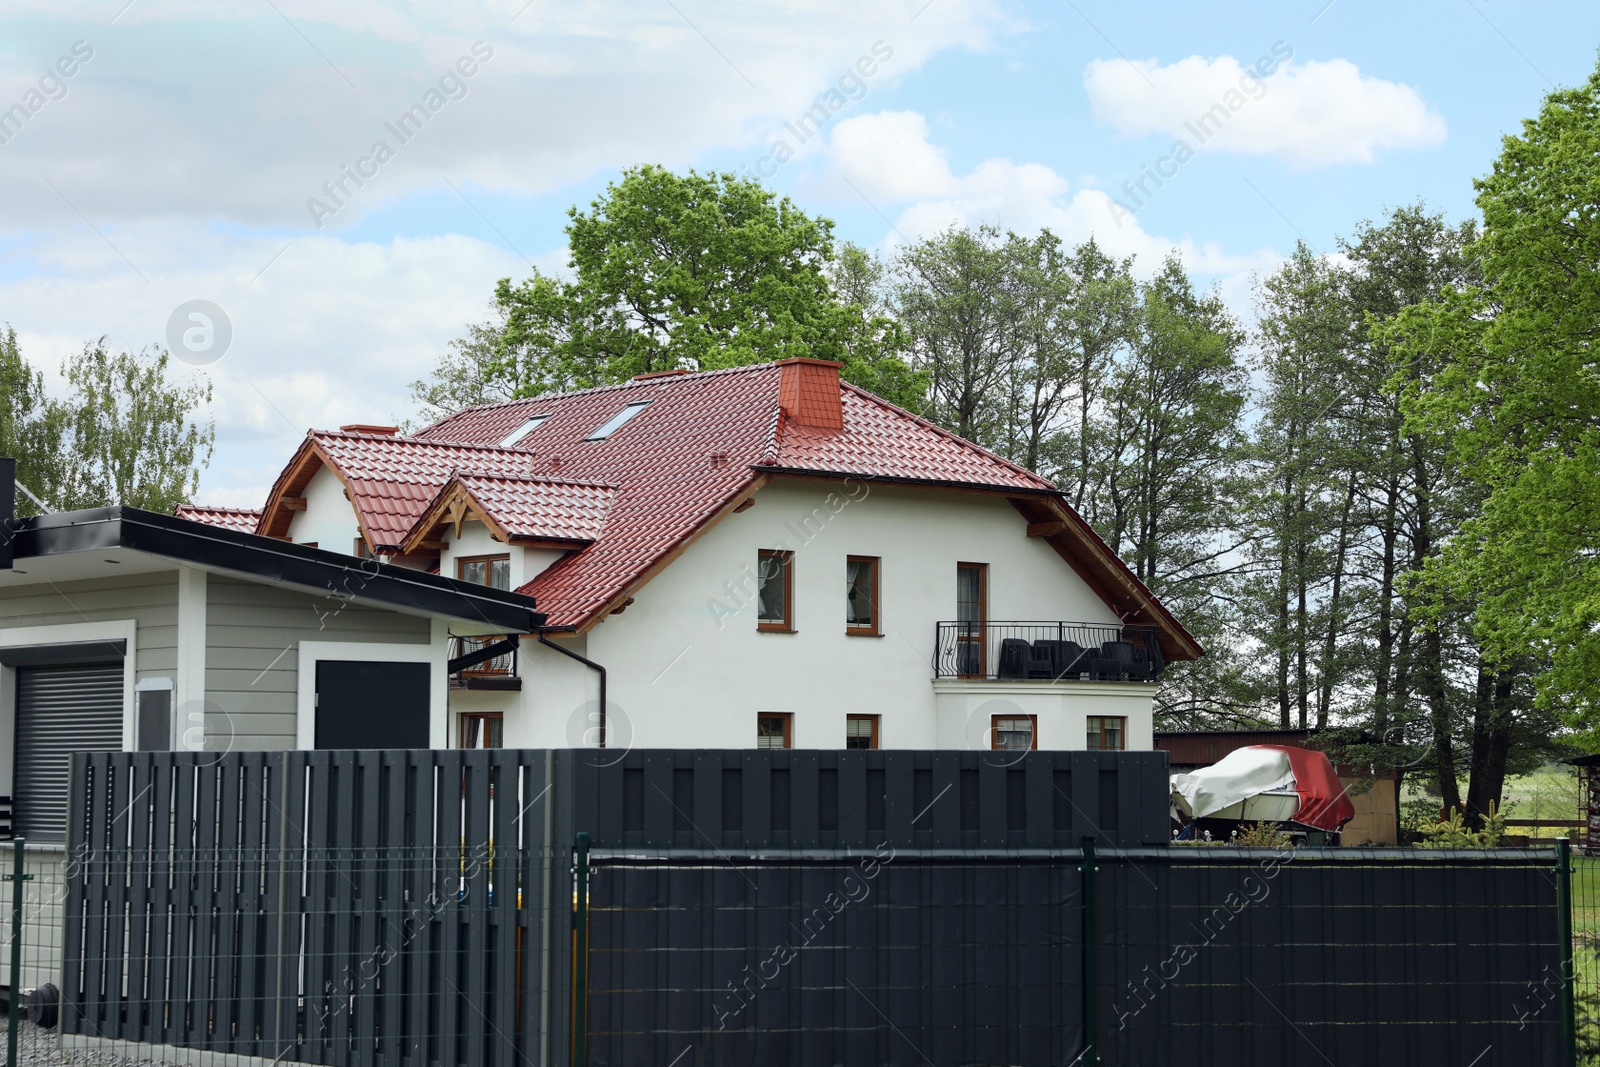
xmin=15 ymin=663 xmax=123 ymax=842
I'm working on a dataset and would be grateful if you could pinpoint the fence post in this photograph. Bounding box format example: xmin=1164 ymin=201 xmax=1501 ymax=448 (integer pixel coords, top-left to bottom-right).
xmin=1557 ymin=836 xmax=1578 ymax=1067
xmin=1080 ymin=836 xmax=1098 ymax=1067
xmin=6 ymin=837 xmax=27 ymax=1067
xmin=573 ymin=832 xmax=590 ymax=1067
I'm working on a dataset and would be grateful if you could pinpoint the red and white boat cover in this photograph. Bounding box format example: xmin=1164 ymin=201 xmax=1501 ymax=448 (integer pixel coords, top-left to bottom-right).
xmin=1170 ymin=745 xmax=1355 ymax=833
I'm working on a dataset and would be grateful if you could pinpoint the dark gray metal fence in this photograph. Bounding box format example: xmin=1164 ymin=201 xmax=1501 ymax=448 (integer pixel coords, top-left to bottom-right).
xmin=57 ymin=750 xmax=1567 ymax=1066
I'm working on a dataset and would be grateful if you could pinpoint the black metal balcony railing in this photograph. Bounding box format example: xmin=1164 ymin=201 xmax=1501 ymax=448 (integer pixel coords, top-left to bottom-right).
xmin=450 ymin=634 xmax=518 ymax=682
xmin=933 ymin=621 xmax=1166 ymax=682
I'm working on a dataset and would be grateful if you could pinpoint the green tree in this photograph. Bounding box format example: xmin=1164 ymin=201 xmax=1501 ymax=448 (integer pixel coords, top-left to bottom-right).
xmin=1386 ymin=62 xmax=1600 ymax=762
xmin=407 ymin=303 xmax=529 ymax=429
xmin=0 ymin=325 xmax=69 ymax=514
xmin=891 ymin=224 xmax=1022 ymax=444
xmin=1080 ymin=256 xmax=1251 ymax=725
xmin=57 ymin=340 xmax=214 ymax=513
xmin=489 ymin=166 xmax=918 ymax=402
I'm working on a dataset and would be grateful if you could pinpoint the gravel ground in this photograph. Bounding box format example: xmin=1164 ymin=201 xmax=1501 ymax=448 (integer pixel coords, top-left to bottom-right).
xmin=0 ymin=1020 xmax=184 ymax=1067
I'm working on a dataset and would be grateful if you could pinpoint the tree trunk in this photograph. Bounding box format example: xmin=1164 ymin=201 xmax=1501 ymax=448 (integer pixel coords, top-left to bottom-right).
xmin=1316 ymin=469 xmax=1358 ymax=729
xmin=1464 ymin=660 xmax=1516 ymax=830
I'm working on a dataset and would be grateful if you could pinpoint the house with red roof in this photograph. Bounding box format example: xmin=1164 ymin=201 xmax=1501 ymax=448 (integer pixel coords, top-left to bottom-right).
xmin=0 ymin=356 xmax=1195 ymax=848
xmin=203 ymin=357 xmax=1198 ymax=753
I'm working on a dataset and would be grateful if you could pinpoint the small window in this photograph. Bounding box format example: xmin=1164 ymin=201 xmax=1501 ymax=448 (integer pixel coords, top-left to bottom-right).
xmin=136 ymin=681 xmax=173 ymax=752
xmin=460 ymin=712 xmax=503 ymax=750
xmin=757 ymin=713 xmax=792 ymax=750
xmin=585 ymin=400 xmax=652 ymax=441
xmin=991 ymin=715 xmax=1036 ymax=752
xmin=757 ymin=550 xmax=793 ymax=632
xmin=846 ymin=556 xmax=879 ymax=635
xmin=498 ymin=413 xmax=550 ymax=447
xmin=846 ymin=714 xmax=879 ymax=750
xmin=459 ymin=555 xmax=511 ymax=591
xmin=1087 ymin=716 xmax=1126 ymax=751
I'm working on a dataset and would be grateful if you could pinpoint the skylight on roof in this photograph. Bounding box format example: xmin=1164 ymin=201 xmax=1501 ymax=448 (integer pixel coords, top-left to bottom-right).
xmin=498 ymin=413 xmax=550 ymax=447
xmin=584 ymin=401 xmax=652 ymax=441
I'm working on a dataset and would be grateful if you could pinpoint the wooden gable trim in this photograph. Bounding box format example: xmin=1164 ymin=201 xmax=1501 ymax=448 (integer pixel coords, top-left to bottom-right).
xmin=574 ymin=473 xmax=772 ymax=634
xmin=401 ymin=480 xmax=515 ymax=555
xmin=1007 ymin=495 xmax=1202 ymax=662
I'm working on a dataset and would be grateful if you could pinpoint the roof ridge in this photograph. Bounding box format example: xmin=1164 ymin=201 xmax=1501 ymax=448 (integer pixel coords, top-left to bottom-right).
xmin=450 ymin=468 xmax=618 ymax=490
xmin=837 ymin=381 xmax=1058 ymax=491
xmin=424 ymin=362 xmax=780 ymax=427
xmin=312 ymin=428 xmax=541 ymax=458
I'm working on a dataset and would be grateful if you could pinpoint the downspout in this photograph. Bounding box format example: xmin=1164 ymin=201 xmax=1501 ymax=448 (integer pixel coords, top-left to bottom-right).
xmin=537 ymin=632 xmax=606 ymax=748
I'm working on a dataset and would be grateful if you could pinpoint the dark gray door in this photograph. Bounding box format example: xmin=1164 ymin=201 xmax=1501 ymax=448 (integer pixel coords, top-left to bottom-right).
xmin=314 ymin=660 xmax=430 ymax=749
xmin=15 ymin=662 xmax=123 ymax=842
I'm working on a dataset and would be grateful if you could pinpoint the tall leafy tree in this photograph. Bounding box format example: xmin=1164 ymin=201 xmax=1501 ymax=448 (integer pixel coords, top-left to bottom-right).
xmin=1387 ymin=63 xmax=1600 ymax=775
xmin=489 ymin=166 xmax=919 ymax=405
xmin=0 ymin=325 xmax=69 ymax=514
xmin=892 ymin=224 xmax=1022 ymax=443
xmin=1080 ymin=257 xmax=1250 ymax=724
xmin=57 ymin=340 xmax=214 ymax=513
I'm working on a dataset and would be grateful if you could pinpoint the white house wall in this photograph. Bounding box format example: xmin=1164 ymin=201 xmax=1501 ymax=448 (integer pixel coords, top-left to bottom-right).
xmin=286 ymin=465 xmax=363 ymax=552
xmin=511 ymin=478 xmax=1153 ymax=752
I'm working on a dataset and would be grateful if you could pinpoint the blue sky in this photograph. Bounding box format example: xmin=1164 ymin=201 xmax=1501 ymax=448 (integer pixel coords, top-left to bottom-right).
xmin=0 ymin=0 xmax=1594 ymax=506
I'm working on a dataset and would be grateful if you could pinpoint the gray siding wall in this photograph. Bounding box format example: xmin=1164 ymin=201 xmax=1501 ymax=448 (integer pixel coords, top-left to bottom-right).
xmin=0 ymin=571 xmax=177 ymax=682
xmin=205 ymin=575 xmax=431 ymax=750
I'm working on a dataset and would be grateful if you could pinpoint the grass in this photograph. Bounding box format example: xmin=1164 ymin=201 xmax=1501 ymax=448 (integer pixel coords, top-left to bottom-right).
xmin=1402 ymin=763 xmax=1584 ymax=840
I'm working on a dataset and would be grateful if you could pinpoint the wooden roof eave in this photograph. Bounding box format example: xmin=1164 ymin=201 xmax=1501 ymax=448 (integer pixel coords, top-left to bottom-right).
xmin=1008 ymin=495 xmax=1203 ymax=663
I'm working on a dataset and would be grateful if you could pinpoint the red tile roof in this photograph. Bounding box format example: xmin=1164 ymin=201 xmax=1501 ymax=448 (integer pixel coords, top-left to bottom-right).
xmin=252 ymin=359 xmax=1194 ymax=656
xmin=406 ymin=471 xmax=616 ymax=547
xmin=257 ymin=432 xmax=537 ymax=550
xmin=173 ymin=504 xmax=262 ymax=533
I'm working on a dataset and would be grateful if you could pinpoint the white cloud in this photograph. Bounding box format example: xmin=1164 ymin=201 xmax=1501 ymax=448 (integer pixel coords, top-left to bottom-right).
xmin=0 ymin=0 xmax=1004 ymax=229
xmin=1 ymin=224 xmax=558 ymax=505
xmin=826 ymin=110 xmax=1280 ymax=278
xmin=1083 ymin=51 xmax=1447 ymax=168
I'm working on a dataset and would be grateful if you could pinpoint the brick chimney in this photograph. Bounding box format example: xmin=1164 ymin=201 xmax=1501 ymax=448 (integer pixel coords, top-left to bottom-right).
xmin=776 ymin=358 xmax=843 ymax=431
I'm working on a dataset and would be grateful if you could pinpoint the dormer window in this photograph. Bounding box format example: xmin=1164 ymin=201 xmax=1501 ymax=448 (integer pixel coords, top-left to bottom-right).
xmin=584 ymin=401 xmax=651 ymax=441
xmin=498 ymin=414 xmax=550 ymax=447
xmin=459 ymin=554 xmax=510 ymax=590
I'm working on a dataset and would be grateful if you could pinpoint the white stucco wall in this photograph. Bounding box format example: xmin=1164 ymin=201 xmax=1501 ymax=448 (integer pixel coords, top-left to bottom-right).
xmin=442 ymin=520 xmax=521 ymax=588
xmin=286 ymin=465 xmax=363 ymax=552
xmin=498 ymin=478 xmax=1156 ymax=752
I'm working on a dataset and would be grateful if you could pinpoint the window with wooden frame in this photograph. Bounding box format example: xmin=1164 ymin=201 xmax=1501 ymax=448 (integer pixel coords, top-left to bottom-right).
xmin=458 ymin=554 xmax=511 ymax=591
xmin=460 ymin=712 xmax=503 ymax=750
xmin=845 ymin=556 xmax=880 ymax=635
xmin=956 ymin=562 xmax=989 ymax=676
xmin=845 ymin=714 xmax=879 ymax=750
xmin=757 ymin=550 xmax=794 ymax=632
xmin=991 ymin=714 xmax=1037 ymax=752
xmin=1086 ymin=716 xmax=1126 ymax=752
xmin=757 ymin=712 xmax=793 ymax=750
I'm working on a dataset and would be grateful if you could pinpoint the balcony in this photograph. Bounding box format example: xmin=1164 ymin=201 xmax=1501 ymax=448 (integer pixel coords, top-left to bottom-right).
xmin=933 ymin=621 xmax=1165 ymax=682
xmin=449 ymin=634 xmax=521 ymax=691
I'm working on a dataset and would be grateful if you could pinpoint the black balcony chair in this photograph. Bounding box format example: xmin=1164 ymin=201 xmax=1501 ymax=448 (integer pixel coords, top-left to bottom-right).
xmin=1099 ymin=641 xmax=1136 ymax=680
xmin=1026 ymin=641 xmax=1055 ymax=678
xmin=1127 ymin=644 xmax=1153 ymax=681
xmin=1033 ymin=639 xmax=1086 ymax=680
xmin=997 ymin=637 xmax=1030 ymax=680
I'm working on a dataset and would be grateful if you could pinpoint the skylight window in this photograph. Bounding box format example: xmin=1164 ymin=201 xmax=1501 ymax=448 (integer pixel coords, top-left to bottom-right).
xmin=498 ymin=414 xmax=550 ymax=447
xmin=584 ymin=401 xmax=652 ymax=441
